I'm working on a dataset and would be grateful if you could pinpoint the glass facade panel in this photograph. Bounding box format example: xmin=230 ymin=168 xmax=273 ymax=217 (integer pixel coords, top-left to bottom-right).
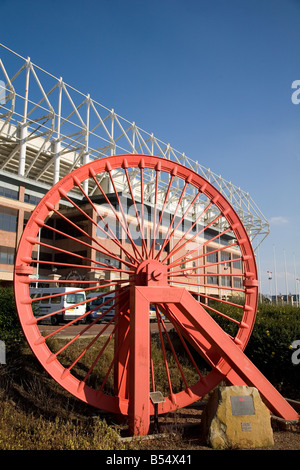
xmin=0 ymin=207 xmax=17 ymax=232
xmin=0 ymin=247 xmax=15 ymax=264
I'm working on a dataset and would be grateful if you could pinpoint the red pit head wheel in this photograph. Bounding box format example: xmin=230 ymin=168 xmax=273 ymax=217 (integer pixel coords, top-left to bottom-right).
xmin=14 ymin=155 xmax=258 ymax=423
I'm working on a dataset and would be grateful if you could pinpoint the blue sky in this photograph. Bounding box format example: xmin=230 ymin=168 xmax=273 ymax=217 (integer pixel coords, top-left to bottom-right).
xmin=1 ymin=0 xmax=300 ymax=296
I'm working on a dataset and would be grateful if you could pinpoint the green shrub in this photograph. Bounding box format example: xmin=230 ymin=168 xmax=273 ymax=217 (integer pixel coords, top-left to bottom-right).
xmin=0 ymin=286 xmax=23 ymax=345
xmin=209 ymin=301 xmax=300 ymax=398
xmin=245 ymin=304 xmax=300 ymax=397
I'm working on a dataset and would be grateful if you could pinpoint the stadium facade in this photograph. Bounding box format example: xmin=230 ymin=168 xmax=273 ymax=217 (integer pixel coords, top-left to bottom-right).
xmin=0 ymin=44 xmax=269 ymax=294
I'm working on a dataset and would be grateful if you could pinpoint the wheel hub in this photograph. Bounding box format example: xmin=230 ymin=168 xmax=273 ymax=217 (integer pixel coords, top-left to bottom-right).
xmin=135 ymin=259 xmax=168 ymax=286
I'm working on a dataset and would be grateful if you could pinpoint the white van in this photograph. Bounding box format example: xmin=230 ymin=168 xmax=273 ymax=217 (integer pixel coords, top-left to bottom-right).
xmin=29 ymin=287 xmax=86 ymax=325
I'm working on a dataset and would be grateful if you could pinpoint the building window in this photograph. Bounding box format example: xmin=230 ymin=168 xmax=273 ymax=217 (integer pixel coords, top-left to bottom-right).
xmin=206 ymin=246 xmax=218 ymax=263
xmin=232 ymin=255 xmax=242 ymax=269
xmin=97 ymin=216 xmax=120 ymax=240
xmin=221 ymin=276 xmax=231 ymax=287
xmin=0 ymin=187 xmax=18 ymax=200
xmin=54 ymin=251 xmax=87 ymax=265
xmin=0 ymin=247 xmax=15 ymax=265
xmin=95 ymin=254 xmax=120 ymax=269
xmin=207 ymin=275 xmax=218 ymax=285
xmin=39 ymin=252 xmax=52 ymax=262
xmin=24 ymin=193 xmax=41 ymax=205
xmin=0 ymin=207 xmax=18 ymax=232
xmin=55 ymin=217 xmax=85 ymax=240
xmin=221 ymin=251 xmax=231 ymax=262
xmin=233 ymin=277 xmax=243 ymax=289
xmin=23 ymin=211 xmax=32 ymax=230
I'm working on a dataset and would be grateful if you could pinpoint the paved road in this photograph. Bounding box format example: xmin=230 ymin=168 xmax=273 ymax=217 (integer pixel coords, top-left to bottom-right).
xmin=38 ymin=320 xmax=173 ymax=339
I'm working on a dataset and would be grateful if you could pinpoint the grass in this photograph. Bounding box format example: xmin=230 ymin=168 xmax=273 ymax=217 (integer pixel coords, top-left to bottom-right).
xmin=0 ymin=401 xmax=124 ymax=450
xmin=0 ymin=301 xmax=299 ymax=450
xmin=0 ymin=339 xmax=131 ymax=450
xmin=0 ymin=334 xmax=204 ymax=450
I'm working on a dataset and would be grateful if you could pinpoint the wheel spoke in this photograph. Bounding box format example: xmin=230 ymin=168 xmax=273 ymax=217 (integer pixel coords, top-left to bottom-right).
xmin=123 ymin=165 xmax=149 ymax=259
xmin=139 ymin=165 xmax=147 ymax=258
xmin=164 ymin=304 xmax=203 ymax=378
xmin=78 ymin=296 xmax=131 ymax=390
xmin=106 ymin=164 xmax=144 ymax=261
xmin=167 ymin=225 xmax=233 ymax=271
xmin=34 ymin=284 xmax=129 ymax=327
xmin=168 ymin=243 xmax=239 ymax=274
xmin=169 ymin=278 xmax=245 ymax=293
xmin=160 ymin=189 xmax=202 ymax=262
xmin=149 ymin=335 xmax=156 ymax=392
xmin=149 ymin=165 xmax=159 ymax=257
xmin=154 ymin=179 xmax=189 ymax=261
xmin=58 ymin=183 xmax=140 ymax=266
xmin=163 ymin=204 xmax=220 ymax=264
xmin=28 ymin=236 xmax=135 ymax=276
xmin=81 ymin=327 xmax=116 ymax=389
xmin=149 ymin=170 xmax=175 ymax=257
xmin=41 ymin=220 xmax=133 ymax=269
xmin=43 ymin=199 xmax=137 ymax=269
xmin=156 ymin=306 xmax=175 ymax=403
xmin=90 ymin=168 xmax=138 ymax=265
xmin=157 ymin=307 xmax=193 ymax=396
xmin=27 ymin=255 xmax=134 ymax=275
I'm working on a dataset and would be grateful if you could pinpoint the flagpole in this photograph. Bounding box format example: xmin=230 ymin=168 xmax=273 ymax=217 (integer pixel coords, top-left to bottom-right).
xmin=273 ymin=245 xmax=278 ymax=304
xmin=293 ymin=254 xmax=298 ymax=307
xmin=283 ymin=249 xmax=289 ymax=304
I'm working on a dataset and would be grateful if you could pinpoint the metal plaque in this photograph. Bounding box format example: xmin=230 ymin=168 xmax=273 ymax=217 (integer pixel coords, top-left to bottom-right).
xmin=150 ymin=391 xmax=165 ymax=404
xmin=241 ymin=422 xmax=252 ymax=432
xmin=230 ymin=395 xmax=255 ymax=416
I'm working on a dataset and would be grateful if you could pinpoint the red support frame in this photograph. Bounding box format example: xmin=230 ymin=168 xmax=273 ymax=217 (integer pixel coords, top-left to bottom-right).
xmin=128 ymin=285 xmax=151 ymax=435
xmin=128 ymin=285 xmax=298 ymax=435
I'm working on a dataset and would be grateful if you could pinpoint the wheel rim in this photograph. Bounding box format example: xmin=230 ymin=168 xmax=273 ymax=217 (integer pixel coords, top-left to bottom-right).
xmin=14 ymin=154 xmax=258 ymax=415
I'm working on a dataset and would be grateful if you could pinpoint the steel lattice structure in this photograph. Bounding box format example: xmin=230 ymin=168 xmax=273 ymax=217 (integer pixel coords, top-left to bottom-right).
xmin=0 ymin=43 xmax=269 ymax=250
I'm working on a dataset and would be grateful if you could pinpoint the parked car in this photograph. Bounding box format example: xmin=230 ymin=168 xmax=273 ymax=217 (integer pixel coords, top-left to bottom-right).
xmin=149 ymin=305 xmax=166 ymax=322
xmin=149 ymin=306 xmax=156 ymax=322
xmin=86 ymin=294 xmax=167 ymax=323
xmin=86 ymin=292 xmax=115 ymax=322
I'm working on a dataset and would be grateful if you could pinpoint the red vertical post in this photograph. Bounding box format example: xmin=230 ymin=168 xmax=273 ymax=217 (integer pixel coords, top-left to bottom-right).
xmin=114 ymin=288 xmax=130 ymax=412
xmin=128 ymin=285 xmax=151 ymax=436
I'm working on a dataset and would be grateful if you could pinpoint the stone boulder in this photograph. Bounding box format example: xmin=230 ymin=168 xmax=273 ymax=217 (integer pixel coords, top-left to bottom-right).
xmin=201 ymin=385 xmax=274 ymax=449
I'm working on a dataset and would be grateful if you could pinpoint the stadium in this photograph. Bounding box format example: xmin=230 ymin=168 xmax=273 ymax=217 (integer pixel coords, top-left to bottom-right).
xmin=0 ymin=44 xmax=270 ymax=296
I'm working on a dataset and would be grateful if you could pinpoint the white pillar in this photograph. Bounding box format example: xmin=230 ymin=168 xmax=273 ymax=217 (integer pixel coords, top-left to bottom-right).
xmin=18 ymin=123 xmax=27 ymax=176
xmin=19 ymin=58 xmax=30 ymax=176
xmin=82 ymin=95 xmax=90 ymax=194
xmin=53 ymin=140 xmax=61 ymax=184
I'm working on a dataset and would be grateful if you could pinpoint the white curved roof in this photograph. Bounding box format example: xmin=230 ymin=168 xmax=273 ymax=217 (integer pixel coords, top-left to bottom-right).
xmin=0 ymin=43 xmax=269 ymax=249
